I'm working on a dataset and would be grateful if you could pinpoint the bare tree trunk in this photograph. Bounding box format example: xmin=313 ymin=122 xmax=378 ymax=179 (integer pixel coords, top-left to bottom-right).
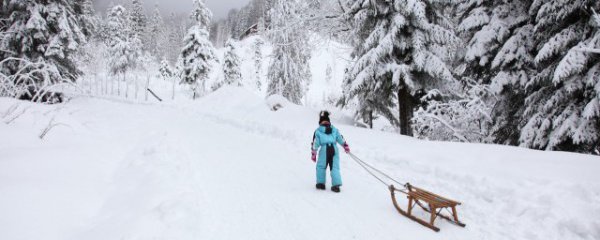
xmin=135 ymin=75 xmax=139 ymax=100
xmin=172 ymin=77 xmax=176 ymax=100
xmin=95 ymin=73 xmax=99 ymax=95
xmin=125 ymin=73 xmax=129 ymax=99
xmin=398 ymin=86 xmax=414 ymax=136
xmin=118 ymin=74 xmax=122 ymax=96
xmin=369 ymin=110 xmax=373 ymax=129
xmin=145 ymin=75 xmax=150 ymax=101
xmin=111 ymin=75 xmax=115 ymax=95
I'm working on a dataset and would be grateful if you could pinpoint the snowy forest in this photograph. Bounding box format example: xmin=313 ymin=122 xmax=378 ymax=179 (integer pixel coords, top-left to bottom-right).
xmin=1 ymin=0 xmax=600 ymax=155
xmin=2 ymin=1 xmax=600 ymax=239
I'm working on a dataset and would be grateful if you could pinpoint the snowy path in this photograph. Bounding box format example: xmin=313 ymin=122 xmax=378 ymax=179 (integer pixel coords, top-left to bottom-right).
xmin=1 ymin=88 xmax=600 ymax=240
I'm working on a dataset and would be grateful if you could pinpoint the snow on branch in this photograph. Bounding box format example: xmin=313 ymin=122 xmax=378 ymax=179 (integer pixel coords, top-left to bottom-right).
xmin=573 ymin=9 xmax=600 ymax=54
xmin=412 ymin=79 xmax=494 ymax=143
xmin=0 ymin=57 xmax=78 ymax=102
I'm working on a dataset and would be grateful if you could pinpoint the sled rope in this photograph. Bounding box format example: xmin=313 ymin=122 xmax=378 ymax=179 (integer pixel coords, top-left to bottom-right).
xmin=347 ymin=152 xmax=407 ymax=193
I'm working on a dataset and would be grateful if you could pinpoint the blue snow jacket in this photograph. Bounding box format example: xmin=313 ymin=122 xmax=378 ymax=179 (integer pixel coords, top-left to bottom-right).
xmin=312 ymin=124 xmax=346 ymax=186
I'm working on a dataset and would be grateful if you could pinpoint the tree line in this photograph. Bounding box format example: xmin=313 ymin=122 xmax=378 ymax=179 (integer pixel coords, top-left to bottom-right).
xmin=1 ymin=0 xmax=599 ymax=154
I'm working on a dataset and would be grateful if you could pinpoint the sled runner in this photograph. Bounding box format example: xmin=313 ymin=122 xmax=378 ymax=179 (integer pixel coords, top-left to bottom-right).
xmin=389 ymin=183 xmax=466 ymax=232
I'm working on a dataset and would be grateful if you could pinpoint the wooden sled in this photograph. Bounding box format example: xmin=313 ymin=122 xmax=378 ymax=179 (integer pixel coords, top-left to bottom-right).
xmin=389 ymin=183 xmax=466 ymax=232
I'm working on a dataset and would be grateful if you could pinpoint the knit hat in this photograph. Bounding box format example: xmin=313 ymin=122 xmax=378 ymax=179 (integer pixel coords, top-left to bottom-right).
xmin=319 ymin=111 xmax=330 ymax=124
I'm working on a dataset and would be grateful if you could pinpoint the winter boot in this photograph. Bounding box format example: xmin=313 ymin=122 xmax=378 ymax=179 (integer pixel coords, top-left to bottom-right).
xmin=316 ymin=183 xmax=326 ymax=190
xmin=331 ymin=185 xmax=341 ymax=193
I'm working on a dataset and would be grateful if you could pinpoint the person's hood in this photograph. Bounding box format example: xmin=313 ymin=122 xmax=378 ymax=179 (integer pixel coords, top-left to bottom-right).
xmin=317 ymin=124 xmax=334 ymax=135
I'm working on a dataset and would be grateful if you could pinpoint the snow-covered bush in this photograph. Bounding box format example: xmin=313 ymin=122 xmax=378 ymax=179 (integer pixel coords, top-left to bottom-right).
xmin=413 ymin=79 xmax=494 ymax=143
xmin=266 ymin=94 xmax=291 ymax=111
xmin=0 ymin=58 xmax=68 ymax=102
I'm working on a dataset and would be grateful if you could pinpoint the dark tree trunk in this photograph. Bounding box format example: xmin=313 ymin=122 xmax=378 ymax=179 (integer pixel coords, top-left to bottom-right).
xmin=398 ymin=86 xmax=413 ymax=136
xmin=368 ymin=110 xmax=373 ymax=129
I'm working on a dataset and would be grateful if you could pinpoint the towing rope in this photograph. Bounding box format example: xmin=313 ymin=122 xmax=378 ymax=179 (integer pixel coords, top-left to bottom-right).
xmin=347 ymin=152 xmax=408 ymax=194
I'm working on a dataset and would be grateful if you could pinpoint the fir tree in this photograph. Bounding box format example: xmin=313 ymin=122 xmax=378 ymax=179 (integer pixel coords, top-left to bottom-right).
xmin=456 ymin=0 xmax=534 ymax=144
xmin=178 ymin=0 xmax=217 ymax=98
xmin=0 ymin=0 xmax=89 ymax=100
xmin=221 ymin=39 xmax=243 ymax=88
xmin=191 ymin=0 xmax=212 ymax=30
xmin=148 ymin=4 xmax=166 ymax=57
xmin=105 ymin=5 xmax=142 ymax=75
xmin=166 ymin=13 xmax=185 ymax=63
xmin=73 ymin=0 xmax=97 ymax=38
xmin=253 ymin=37 xmax=264 ymax=91
xmin=159 ymin=59 xmax=173 ymax=79
xmin=519 ymin=0 xmax=600 ymax=153
xmin=129 ymin=0 xmax=147 ymax=40
xmin=340 ymin=0 xmax=460 ymax=135
xmin=266 ymin=0 xmax=312 ymax=105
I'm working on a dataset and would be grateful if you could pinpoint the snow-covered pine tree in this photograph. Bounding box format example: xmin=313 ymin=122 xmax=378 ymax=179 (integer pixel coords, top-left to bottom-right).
xmin=456 ymin=0 xmax=534 ymax=144
xmin=73 ymin=0 xmax=97 ymax=38
xmin=221 ymin=40 xmax=243 ymax=88
xmin=148 ymin=4 xmax=167 ymax=58
xmin=166 ymin=13 xmax=185 ymax=63
xmin=340 ymin=0 xmax=460 ymax=135
xmin=0 ymin=0 xmax=89 ymax=100
xmin=191 ymin=0 xmax=212 ymax=31
xmin=178 ymin=0 xmax=217 ymax=98
xmin=159 ymin=59 xmax=173 ymax=79
xmin=129 ymin=0 xmax=147 ymax=41
xmin=266 ymin=0 xmax=312 ymax=105
xmin=105 ymin=5 xmax=142 ymax=75
xmin=253 ymin=37 xmax=264 ymax=91
xmin=519 ymin=1 xmax=600 ymax=153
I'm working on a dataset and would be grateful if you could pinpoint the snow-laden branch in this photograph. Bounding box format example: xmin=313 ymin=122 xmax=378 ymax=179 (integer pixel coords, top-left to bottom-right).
xmin=574 ymin=47 xmax=600 ymax=54
xmin=419 ymin=113 xmax=470 ymax=142
xmin=0 ymin=57 xmax=80 ymax=101
xmin=575 ymin=9 xmax=600 ymax=54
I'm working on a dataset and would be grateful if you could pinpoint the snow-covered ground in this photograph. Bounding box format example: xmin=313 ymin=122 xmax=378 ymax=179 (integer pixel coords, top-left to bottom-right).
xmin=1 ymin=86 xmax=599 ymax=240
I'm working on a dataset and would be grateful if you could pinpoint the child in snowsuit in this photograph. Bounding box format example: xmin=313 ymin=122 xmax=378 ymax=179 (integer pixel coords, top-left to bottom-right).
xmin=311 ymin=111 xmax=350 ymax=193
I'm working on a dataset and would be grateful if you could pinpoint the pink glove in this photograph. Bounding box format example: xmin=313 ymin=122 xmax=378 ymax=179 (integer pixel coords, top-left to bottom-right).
xmin=311 ymin=150 xmax=317 ymax=162
xmin=343 ymin=143 xmax=350 ymax=153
